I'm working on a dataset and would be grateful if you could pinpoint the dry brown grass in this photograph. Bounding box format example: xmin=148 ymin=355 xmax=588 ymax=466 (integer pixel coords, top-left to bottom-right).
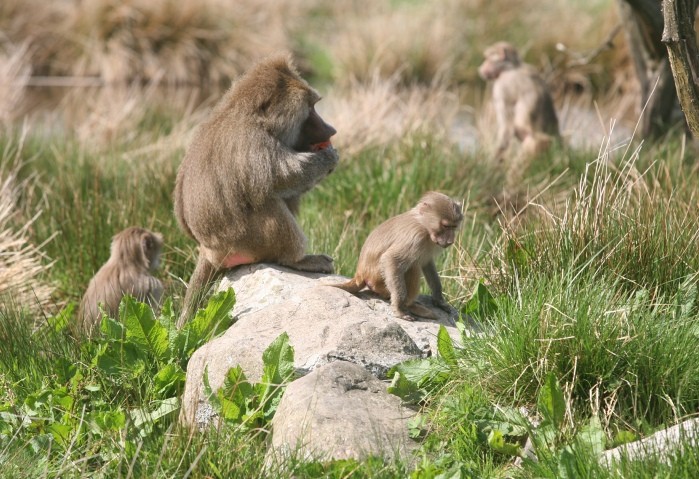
xmin=322 ymin=73 xmax=463 ymax=156
xmin=1 ymin=0 xmax=319 ymax=85
xmin=0 ymin=138 xmax=54 ymax=312
xmin=0 ymin=0 xmax=623 ymax=89
xmin=0 ymin=0 xmax=637 ymax=157
xmin=319 ymin=0 xmax=621 ymax=88
xmin=320 ymin=1 xmax=467 ymax=86
xmin=0 ymin=41 xmax=31 ymax=124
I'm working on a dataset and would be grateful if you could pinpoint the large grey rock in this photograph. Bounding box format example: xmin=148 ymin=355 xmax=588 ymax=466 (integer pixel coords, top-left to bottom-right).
xmin=222 ymin=263 xmax=465 ymax=354
xmin=268 ymin=360 xmax=418 ymax=462
xmin=601 ymin=418 xmax=699 ymax=466
xmin=181 ymin=264 xmax=466 ymax=428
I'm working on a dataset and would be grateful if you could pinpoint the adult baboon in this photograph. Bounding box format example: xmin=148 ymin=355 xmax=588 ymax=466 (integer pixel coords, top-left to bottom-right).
xmin=479 ymin=42 xmax=560 ymax=190
xmin=174 ymin=54 xmax=339 ymax=327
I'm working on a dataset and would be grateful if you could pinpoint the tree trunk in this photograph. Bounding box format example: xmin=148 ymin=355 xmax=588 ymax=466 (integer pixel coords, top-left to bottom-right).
xmin=617 ymin=0 xmax=682 ymax=136
xmin=662 ymin=0 xmax=699 ymax=137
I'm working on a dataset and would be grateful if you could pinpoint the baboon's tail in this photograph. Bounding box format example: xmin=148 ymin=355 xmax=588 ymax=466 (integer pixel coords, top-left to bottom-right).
xmin=329 ymin=277 xmax=365 ymax=294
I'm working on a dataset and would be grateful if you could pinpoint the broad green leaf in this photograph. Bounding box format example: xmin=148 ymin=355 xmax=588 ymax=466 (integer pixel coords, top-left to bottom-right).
xmin=461 ymin=281 xmax=498 ymax=319
xmin=474 ymin=414 xmax=529 ymax=439
xmin=92 ymin=409 xmax=126 ymax=432
xmin=388 ymin=371 xmax=425 ymax=404
xmin=202 ymin=366 xmax=220 ymax=410
xmin=221 ymin=365 xmax=254 ymax=401
xmin=46 ymin=422 xmax=72 ymax=448
xmin=173 ymin=290 xmax=236 ymax=359
xmin=153 ymin=363 xmax=186 ymax=398
xmin=435 ymin=464 xmax=465 ymax=479
xmin=530 ymin=424 xmax=557 ymax=460
xmin=437 ymin=326 xmax=457 ymax=367
xmin=557 ymin=448 xmax=578 ymax=479
xmin=217 ymin=366 xmax=252 ymax=422
xmin=54 ymin=358 xmax=79 ymax=385
xmin=158 ymin=298 xmax=176 ymax=331
xmin=487 ymin=429 xmax=521 ymax=456
xmin=100 ymin=316 xmax=126 ymax=340
xmin=612 ymin=430 xmax=637 ymax=447
xmin=51 ymin=388 xmax=74 ymax=411
xmin=129 ymin=398 xmax=179 ymax=438
xmin=186 ymin=289 xmax=236 ymax=340
xmin=576 ymin=415 xmax=605 ymax=456
xmin=44 ymin=304 xmax=74 ymax=333
xmin=204 ymin=364 xmax=255 ymax=424
xmin=387 ymin=358 xmax=448 ymax=404
xmin=259 ymin=333 xmax=295 ymax=419
xmin=537 ymin=372 xmax=566 ymax=429
xmin=120 ymin=296 xmax=169 ymax=360
xmin=94 ymin=341 xmax=146 ymax=377
xmin=261 ymin=332 xmax=295 ymax=386
xmin=407 ymin=414 xmax=428 ymax=439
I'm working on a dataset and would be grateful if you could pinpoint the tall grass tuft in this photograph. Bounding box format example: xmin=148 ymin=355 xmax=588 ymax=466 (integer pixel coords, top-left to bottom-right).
xmin=0 ymin=138 xmax=54 ymax=314
xmin=503 ymin=143 xmax=699 ymax=297
xmin=455 ymin=138 xmax=699 ymax=432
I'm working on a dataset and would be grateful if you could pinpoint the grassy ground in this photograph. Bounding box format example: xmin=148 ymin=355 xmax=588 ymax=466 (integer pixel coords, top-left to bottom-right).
xmin=2 ymin=0 xmax=699 ymax=477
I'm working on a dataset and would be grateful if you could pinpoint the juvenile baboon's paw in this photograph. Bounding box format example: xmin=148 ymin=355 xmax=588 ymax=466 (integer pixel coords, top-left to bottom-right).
xmin=393 ymin=308 xmax=416 ymax=321
xmin=433 ymin=298 xmax=453 ymax=313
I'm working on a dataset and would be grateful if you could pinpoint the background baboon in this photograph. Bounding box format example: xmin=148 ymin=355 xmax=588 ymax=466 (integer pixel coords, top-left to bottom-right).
xmin=331 ymin=191 xmax=463 ymax=320
xmin=174 ymin=54 xmax=339 ymax=327
xmin=479 ymin=41 xmax=560 ymax=190
xmin=77 ymin=227 xmax=164 ymax=337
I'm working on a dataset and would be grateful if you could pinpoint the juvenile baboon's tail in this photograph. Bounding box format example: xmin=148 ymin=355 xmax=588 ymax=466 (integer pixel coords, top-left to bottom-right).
xmin=329 ymin=277 xmax=365 ymax=294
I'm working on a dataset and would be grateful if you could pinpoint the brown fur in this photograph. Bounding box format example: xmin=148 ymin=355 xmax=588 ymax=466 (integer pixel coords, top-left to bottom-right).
xmin=332 ymin=192 xmax=463 ymax=320
xmin=77 ymin=227 xmax=164 ymax=337
xmin=174 ymin=54 xmax=338 ymax=327
xmin=479 ymin=42 xmax=560 ymax=190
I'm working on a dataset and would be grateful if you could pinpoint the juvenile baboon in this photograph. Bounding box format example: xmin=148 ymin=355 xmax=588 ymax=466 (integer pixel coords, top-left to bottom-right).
xmin=77 ymin=227 xmax=164 ymax=337
xmin=331 ymin=192 xmax=463 ymax=320
xmin=174 ymin=54 xmax=339 ymax=327
xmin=479 ymin=42 xmax=560 ymax=189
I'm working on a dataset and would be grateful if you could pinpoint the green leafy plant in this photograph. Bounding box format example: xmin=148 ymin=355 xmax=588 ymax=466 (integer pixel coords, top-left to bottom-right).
xmin=93 ymin=291 xmax=235 ymax=389
xmin=204 ymin=332 xmax=297 ymax=431
xmin=0 ymin=290 xmax=236 ymax=462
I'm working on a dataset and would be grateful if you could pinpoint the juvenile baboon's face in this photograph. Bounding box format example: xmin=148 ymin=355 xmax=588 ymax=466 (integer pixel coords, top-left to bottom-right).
xmin=418 ymin=193 xmax=463 ymax=248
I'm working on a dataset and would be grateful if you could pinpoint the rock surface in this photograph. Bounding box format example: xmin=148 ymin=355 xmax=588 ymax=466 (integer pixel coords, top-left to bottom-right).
xmin=268 ymin=360 xmax=418 ymax=462
xmin=181 ymin=263 xmax=467 ymax=431
xmin=601 ymin=418 xmax=699 ymax=466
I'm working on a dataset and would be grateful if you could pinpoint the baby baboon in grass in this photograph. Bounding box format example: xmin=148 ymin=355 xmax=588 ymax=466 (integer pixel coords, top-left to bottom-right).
xmin=331 ymin=192 xmax=463 ymax=320
xmin=77 ymin=227 xmax=164 ymax=337
xmin=479 ymin=41 xmax=560 ymax=190
xmin=174 ymin=54 xmax=339 ymax=327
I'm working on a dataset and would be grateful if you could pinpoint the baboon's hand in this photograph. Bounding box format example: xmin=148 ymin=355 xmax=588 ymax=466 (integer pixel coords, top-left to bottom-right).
xmin=310 ymin=146 xmax=339 ymax=176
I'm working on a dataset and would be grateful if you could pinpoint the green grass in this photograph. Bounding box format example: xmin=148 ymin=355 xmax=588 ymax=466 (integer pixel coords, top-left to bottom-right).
xmin=2 ymin=109 xmax=699 ymax=477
